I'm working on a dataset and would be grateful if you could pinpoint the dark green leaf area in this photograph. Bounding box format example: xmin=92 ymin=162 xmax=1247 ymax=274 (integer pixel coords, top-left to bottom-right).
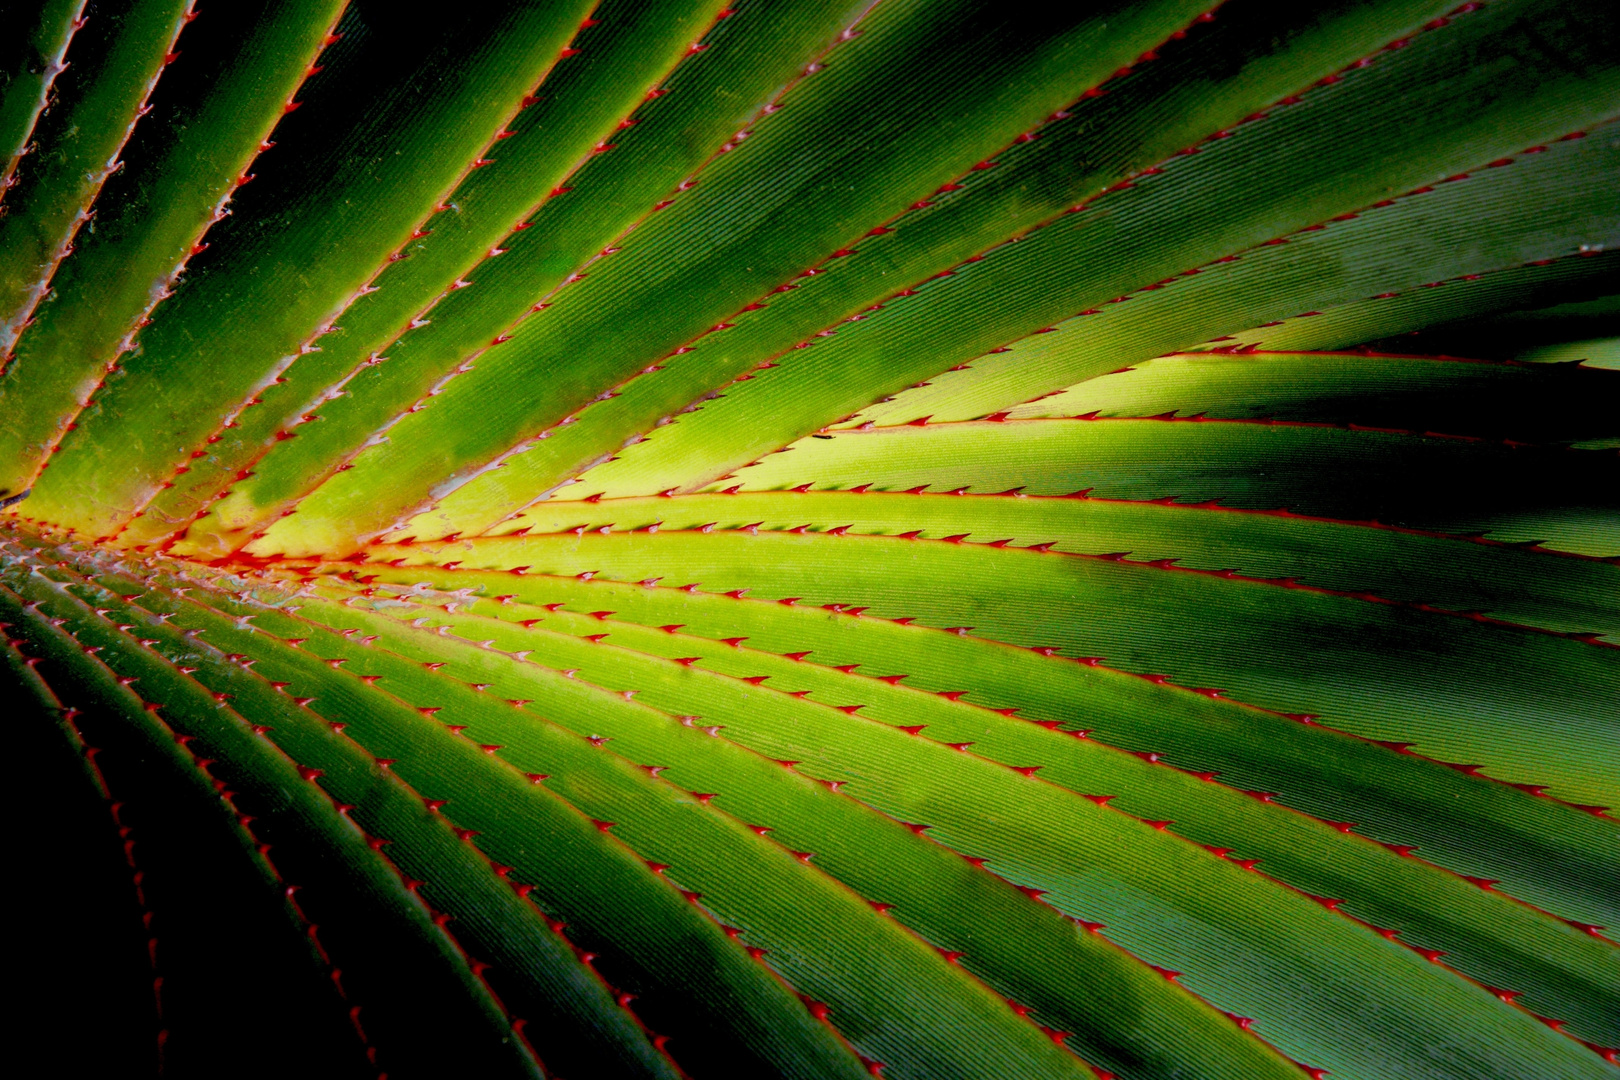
xmin=101 ymin=564 xmax=876 ymax=1080
xmin=308 ymin=579 xmax=1620 ymax=1053
xmin=275 ymin=585 xmax=1299 ymax=1080
xmin=1 ymin=641 xmax=159 ymax=1078
xmin=1007 ymin=351 xmax=1620 ymax=446
xmin=0 ymin=578 xmax=376 ymax=1079
xmin=359 ymin=549 xmax=1620 ymax=935
xmin=268 ymin=575 xmax=1617 ymax=1080
xmin=219 ymin=601 xmax=1107 ymax=1080
xmin=0 ymin=558 xmax=545 ymax=1079
xmin=728 ymin=422 xmax=1620 ymax=557
xmin=492 ymin=491 xmax=1620 ymax=643
xmin=33 ymin=561 xmax=677 ymax=1080
xmin=1214 ymin=253 xmax=1620 ymax=355
xmin=823 ymin=165 xmax=1619 ymax=444
xmin=527 ymin=533 xmax=1620 ymax=807
xmin=1349 ymin=283 xmax=1620 ymax=363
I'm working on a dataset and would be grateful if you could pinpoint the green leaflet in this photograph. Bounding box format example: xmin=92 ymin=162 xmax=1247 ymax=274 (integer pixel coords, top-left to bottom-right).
xmin=0 ymin=0 xmax=84 ymax=189
xmin=303 ymin=576 xmax=1620 ymax=1051
xmin=135 ymin=0 xmax=735 ymax=551
xmin=563 ymin=106 xmax=1620 ymax=503
xmin=717 ymin=420 xmax=1620 ymax=556
xmin=19 ymin=0 xmax=592 ymax=538
xmin=342 ymin=559 xmax=1620 ymax=936
xmin=93 ymin=559 xmax=881 ymax=1078
xmin=252 ymin=0 xmax=1217 ymax=556
xmin=19 ymin=550 xmax=678 ymax=1080
xmin=1466 ymin=294 xmax=1620 ymax=350
xmin=1001 ymin=350 xmax=1619 ymax=445
xmin=0 ymin=0 xmax=342 ymax=506
xmin=360 ymin=531 xmax=1620 ymax=821
xmin=216 ymin=597 xmax=1109 ymax=1080
xmin=271 ymin=574 xmax=1613 ymax=1080
xmin=279 ymin=580 xmax=1307 ymax=1079
xmin=393 ymin=0 xmax=1465 ymax=542
xmin=181 ymin=0 xmax=877 ymax=560
xmin=1397 ymin=291 xmax=1620 ymax=366
xmin=0 ymin=0 xmax=189 ymax=348
xmin=487 ymin=490 xmax=1620 ymax=642
xmin=1214 ymin=252 xmax=1620 ymax=355
xmin=819 ymin=147 xmax=1620 ymax=437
